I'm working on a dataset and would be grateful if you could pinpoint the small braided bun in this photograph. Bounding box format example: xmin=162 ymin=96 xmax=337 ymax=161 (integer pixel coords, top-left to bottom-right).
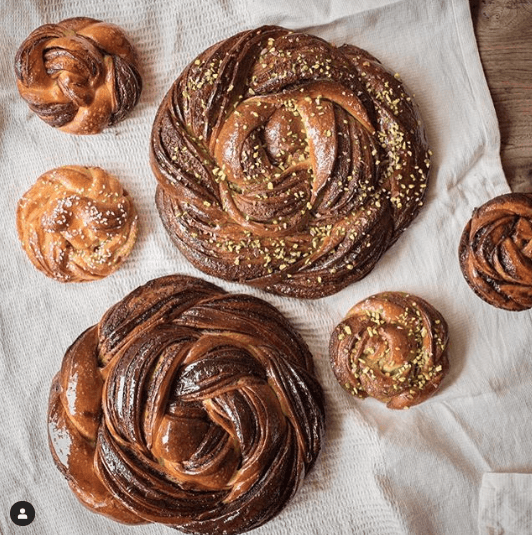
xmin=330 ymin=291 xmax=449 ymax=409
xmin=459 ymin=192 xmax=532 ymax=311
xmin=17 ymin=165 xmax=138 ymax=282
xmin=15 ymin=17 xmax=142 ymax=134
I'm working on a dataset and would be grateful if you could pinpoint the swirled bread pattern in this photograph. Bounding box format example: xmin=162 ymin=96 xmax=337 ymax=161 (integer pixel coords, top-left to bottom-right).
xmin=459 ymin=193 xmax=532 ymax=311
xmin=15 ymin=17 xmax=142 ymax=134
xmin=48 ymin=275 xmax=325 ymax=534
xmin=150 ymin=26 xmax=431 ymax=299
xmin=330 ymin=292 xmax=449 ymax=409
xmin=17 ymin=166 xmax=138 ymax=282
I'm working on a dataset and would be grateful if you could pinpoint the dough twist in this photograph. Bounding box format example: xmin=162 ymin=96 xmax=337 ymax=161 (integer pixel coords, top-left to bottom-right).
xmin=329 ymin=292 xmax=449 ymax=409
xmin=15 ymin=17 xmax=142 ymax=134
xmin=459 ymin=193 xmax=532 ymax=311
xmin=48 ymin=275 xmax=325 ymax=534
xmin=151 ymin=26 xmax=430 ymax=298
xmin=17 ymin=165 xmax=138 ymax=282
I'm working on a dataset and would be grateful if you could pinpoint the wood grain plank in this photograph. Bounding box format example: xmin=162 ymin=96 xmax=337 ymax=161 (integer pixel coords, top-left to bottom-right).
xmin=470 ymin=0 xmax=532 ymax=192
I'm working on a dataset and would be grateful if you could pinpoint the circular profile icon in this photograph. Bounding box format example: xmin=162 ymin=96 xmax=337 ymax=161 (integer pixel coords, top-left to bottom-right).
xmin=10 ymin=501 xmax=35 ymax=526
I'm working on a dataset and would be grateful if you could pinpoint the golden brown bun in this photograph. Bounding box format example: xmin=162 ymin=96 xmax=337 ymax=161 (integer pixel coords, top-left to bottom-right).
xmin=17 ymin=165 xmax=138 ymax=282
xmin=459 ymin=192 xmax=532 ymax=311
xmin=150 ymin=26 xmax=430 ymax=298
xmin=48 ymin=275 xmax=325 ymax=534
xmin=330 ymin=292 xmax=449 ymax=409
xmin=14 ymin=17 xmax=142 ymax=134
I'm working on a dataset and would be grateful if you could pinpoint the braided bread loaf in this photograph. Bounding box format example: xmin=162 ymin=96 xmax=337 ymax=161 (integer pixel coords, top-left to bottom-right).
xmin=151 ymin=26 xmax=430 ymax=298
xmin=15 ymin=17 xmax=142 ymax=134
xmin=48 ymin=275 xmax=325 ymax=534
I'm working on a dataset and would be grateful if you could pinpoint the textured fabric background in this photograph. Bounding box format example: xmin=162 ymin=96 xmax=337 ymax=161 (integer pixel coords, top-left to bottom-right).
xmin=0 ymin=0 xmax=529 ymax=534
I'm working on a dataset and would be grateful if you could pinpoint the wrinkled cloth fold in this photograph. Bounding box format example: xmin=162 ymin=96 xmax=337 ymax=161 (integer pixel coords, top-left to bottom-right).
xmin=1 ymin=1 xmax=530 ymax=535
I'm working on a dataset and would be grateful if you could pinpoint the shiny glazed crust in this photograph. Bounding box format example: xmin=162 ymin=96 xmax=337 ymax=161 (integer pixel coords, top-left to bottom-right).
xmin=329 ymin=292 xmax=449 ymax=409
xmin=16 ymin=165 xmax=138 ymax=282
xmin=150 ymin=26 xmax=431 ymax=299
xmin=459 ymin=193 xmax=532 ymax=311
xmin=14 ymin=17 xmax=142 ymax=134
xmin=47 ymin=275 xmax=325 ymax=534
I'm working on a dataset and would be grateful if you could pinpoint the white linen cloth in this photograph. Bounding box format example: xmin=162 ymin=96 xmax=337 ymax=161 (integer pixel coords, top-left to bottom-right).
xmin=1 ymin=0 xmax=530 ymax=534
xmin=479 ymin=473 xmax=532 ymax=534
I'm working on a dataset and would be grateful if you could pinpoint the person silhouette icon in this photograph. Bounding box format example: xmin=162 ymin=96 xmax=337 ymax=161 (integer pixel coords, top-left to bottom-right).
xmin=10 ymin=500 xmax=35 ymax=526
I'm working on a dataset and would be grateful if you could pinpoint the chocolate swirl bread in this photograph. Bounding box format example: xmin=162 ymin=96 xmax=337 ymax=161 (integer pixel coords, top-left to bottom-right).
xmin=459 ymin=193 xmax=532 ymax=311
xmin=15 ymin=17 xmax=142 ymax=134
xmin=150 ymin=26 xmax=431 ymax=299
xmin=48 ymin=275 xmax=325 ymax=534
xmin=330 ymin=292 xmax=449 ymax=409
xmin=17 ymin=165 xmax=138 ymax=282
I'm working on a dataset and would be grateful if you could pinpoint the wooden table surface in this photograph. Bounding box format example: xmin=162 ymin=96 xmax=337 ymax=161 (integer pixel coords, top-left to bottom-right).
xmin=470 ymin=0 xmax=532 ymax=192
